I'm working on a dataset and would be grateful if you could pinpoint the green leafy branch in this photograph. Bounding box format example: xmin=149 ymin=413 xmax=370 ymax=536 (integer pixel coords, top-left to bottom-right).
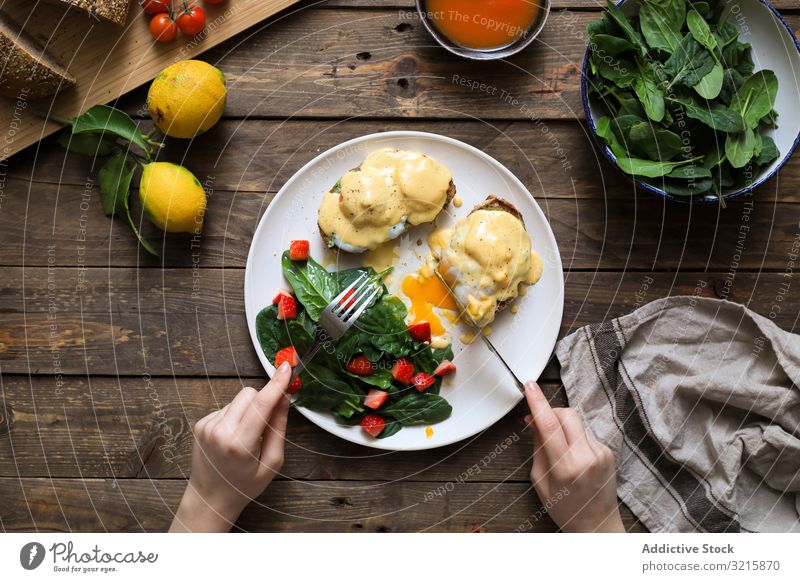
xmin=43 ymin=105 xmax=160 ymax=256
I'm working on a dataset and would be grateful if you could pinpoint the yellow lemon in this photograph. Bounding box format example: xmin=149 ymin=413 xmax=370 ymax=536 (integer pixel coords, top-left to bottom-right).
xmin=147 ymin=60 xmax=226 ymax=138
xmin=140 ymin=162 xmax=207 ymax=233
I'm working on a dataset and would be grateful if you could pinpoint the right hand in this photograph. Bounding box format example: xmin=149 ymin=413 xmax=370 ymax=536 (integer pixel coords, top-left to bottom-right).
xmin=524 ymin=381 xmax=624 ymax=533
xmin=169 ymin=362 xmax=292 ymax=532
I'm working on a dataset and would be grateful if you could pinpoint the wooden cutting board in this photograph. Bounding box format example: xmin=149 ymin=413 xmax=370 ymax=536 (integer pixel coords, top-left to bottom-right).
xmin=0 ymin=0 xmax=300 ymax=161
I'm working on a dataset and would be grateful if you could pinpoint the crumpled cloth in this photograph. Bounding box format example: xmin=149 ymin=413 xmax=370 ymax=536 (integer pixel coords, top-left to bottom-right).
xmin=556 ymin=296 xmax=800 ymax=533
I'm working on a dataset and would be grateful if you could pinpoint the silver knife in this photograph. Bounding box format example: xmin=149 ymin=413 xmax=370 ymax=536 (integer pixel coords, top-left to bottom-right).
xmin=433 ymin=270 xmax=525 ymax=394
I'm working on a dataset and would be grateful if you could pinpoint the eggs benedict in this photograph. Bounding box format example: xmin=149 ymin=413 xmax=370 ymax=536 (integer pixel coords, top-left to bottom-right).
xmin=318 ymin=148 xmax=455 ymax=253
xmin=431 ymin=196 xmax=543 ymax=327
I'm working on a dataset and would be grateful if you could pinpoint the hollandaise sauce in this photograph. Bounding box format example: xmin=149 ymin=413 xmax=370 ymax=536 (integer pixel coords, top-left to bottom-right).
xmin=426 ymin=0 xmax=541 ymax=50
xmin=434 ymin=208 xmax=543 ymax=327
xmin=318 ymin=148 xmax=452 ymax=252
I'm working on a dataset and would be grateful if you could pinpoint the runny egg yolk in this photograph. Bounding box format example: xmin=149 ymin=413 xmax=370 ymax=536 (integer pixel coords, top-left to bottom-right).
xmin=401 ymin=272 xmax=458 ymax=336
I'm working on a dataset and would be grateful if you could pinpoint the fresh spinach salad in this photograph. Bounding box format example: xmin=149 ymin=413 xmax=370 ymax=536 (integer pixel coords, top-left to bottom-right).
xmin=587 ymin=0 xmax=780 ymax=201
xmin=256 ymin=248 xmax=456 ymax=439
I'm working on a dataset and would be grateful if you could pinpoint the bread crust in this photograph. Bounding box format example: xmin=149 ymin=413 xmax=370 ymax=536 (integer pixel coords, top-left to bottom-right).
xmin=46 ymin=0 xmax=131 ymax=27
xmin=0 ymin=11 xmax=76 ymax=100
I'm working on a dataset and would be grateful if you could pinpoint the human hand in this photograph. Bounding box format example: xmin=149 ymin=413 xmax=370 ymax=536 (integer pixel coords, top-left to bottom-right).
xmin=169 ymin=362 xmax=292 ymax=532
xmin=524 ymin=381 xmax=624 ymax=533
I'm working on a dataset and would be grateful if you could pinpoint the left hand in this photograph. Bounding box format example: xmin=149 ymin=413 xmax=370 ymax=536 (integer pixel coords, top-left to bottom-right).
xmin=169 ymin=361 xmax=292 ymax=532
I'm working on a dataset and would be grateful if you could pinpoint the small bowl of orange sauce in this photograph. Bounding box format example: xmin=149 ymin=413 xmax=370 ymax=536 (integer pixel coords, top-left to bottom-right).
xmin=416 ymin=0 xmax=550 ymax=60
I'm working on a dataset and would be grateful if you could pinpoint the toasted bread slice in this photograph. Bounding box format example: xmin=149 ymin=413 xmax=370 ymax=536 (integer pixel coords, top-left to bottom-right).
xmin=45 ymin=0 xmax=131 ymax=27
xmin=319 ymin=162 xmax=457 ymax=253
xmin=0 ymin=10 xmax=76 ymax=100
xmin=434 ymin=195 xmax=536 ymax=326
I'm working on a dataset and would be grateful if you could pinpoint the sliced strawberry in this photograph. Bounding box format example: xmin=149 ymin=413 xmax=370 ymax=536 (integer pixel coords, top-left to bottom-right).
xmin=364 ymin=389 xmax=388 ymax=410
xmin=411 ymin=372 xmax=435 ymax=392
xmin=272 ymin=288 xmax=291 ymax=304
xmin=277 ymin=294 xmax=297 ymax=320
xmin=360 ymin=414 xmax=386 ymax=437
xmin=391 ymin=358 xmax=415 ymax=384
xmin=289 ymin=240 xmax=310 ymax=261
xmin=338 ymin=288 xmax=356 ymax=309
xmin=408 ymin=321 xmax=432 ymax=343
xmin=274 ymin=346 xmax=299 ymax=368
xmin=433 ymin=359 xmax=456 ymax=377
xmin=346 ymin=354 xmax=374 ymax=376
xmin=288 ymin=376 xmax=303 ymax=394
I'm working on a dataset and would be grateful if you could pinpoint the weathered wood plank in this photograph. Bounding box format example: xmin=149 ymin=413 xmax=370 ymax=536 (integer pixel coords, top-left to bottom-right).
xmin=109 ymin=9 xmax=800 ymax=120
xmin=1 ymin=270 xmax=796 ymax=377
xmin=0 ymin=477 xmax=646 ymax=532
xmin=8 ymin=119 xmax=799 ymax=204
xmin=1 ymin=178 xmax=798 ymax=269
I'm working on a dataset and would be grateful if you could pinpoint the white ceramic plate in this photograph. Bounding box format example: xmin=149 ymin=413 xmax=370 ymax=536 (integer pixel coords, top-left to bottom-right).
xmin=244 ymin=131 xmax=564 ymax=450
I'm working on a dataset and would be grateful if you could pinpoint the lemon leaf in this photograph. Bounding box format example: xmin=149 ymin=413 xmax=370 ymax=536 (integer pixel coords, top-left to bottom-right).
xmin=72 ymin=105 xmax=151 ymax=157
xmin=98 ymin=151 xmax=134 ymax=217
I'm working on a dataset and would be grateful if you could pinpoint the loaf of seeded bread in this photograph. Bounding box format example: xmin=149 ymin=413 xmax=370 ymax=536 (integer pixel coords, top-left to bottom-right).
xmin=0 ymin=10 xmax=76 ymax=100
xmin=46 ymin=0 xmax=131 ymax=27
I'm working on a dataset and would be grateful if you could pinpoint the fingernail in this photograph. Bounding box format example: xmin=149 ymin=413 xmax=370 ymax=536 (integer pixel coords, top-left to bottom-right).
xmin=524 ymin=381 xmax=538 ymax=394
xmin=277 ymin=361 xmax=291 ymax=375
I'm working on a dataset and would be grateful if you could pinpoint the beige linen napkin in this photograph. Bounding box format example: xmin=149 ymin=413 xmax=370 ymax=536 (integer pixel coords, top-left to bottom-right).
xmin=556 ymin=296 xmax=800 ymax=533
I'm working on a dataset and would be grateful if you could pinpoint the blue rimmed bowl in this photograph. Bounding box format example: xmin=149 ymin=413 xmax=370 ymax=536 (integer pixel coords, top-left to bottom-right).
xmin=581 ymin=0 xmax=800 ymax=203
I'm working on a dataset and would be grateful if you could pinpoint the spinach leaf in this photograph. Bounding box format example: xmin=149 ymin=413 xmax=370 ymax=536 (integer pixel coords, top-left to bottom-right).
xmin=383 ymin=393 xmax=453 ymax=425
xmin=353 ymin=296 xmax=413 ymax=357
xmin=693 ymin=62 xmax=723 ymax=100
xmin=669 ymin=94 xmax=744 ymax=132
xmin=609 ymin=87 xmax=646 ymax=117
xmin=719 ymin=68 xmax=744 ymax=105
xmin=666 ymin=165 xmax=712 ymax=179
xmin=754 ymin=135 xmax=779 ymax=166
xmin=661 ymin=178 xmax=714 ymax=195
xmin=256 ymin=305 xmax=288 ymax=362
xmin=664 ymin=34 xmax=716 ymax=88
xmin=591 ymin=34 xmax=635 ymax=56
xmin=344 ymin=367 xmax=394 ymax=389
xmin=634 ymin=62 xmax=665 ymax=122
xmin=686 ymin=9 xmax=716 ymax=52
xmin=616 ymin=156 xmax=700 ymax=178
xmin=640 ymin=0 xmax=686 ymax=53
xmin=595 ymin=116 xmax=627 ymax=159
xmin=294 ymin=364 xmax=364 ymax=412
xmin=593 ymin=55 xmax=637 ymax=88
xmin=281 ymin=251 xmax=338 ymax=320
xmin=377 ymin=420 xmax=402 ymax=439
xmin=604 ymin=0 xmax=646 ymax=55
xmin=725 ymin=128 xmax=758 ymax=168
xmin=628 ymin=122 xmax=683 ymax=160
xmin=730 ymin=70 xmax=778 ymax=130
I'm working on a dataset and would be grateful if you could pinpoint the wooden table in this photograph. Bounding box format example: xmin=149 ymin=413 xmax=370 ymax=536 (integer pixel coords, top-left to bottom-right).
xmin=1 ymin=0 xmax=799 ymax=533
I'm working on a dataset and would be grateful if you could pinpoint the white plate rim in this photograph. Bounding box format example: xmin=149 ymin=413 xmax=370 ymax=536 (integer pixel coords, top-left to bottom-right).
xmin=244 ymin=130 xmax=565 ymax=451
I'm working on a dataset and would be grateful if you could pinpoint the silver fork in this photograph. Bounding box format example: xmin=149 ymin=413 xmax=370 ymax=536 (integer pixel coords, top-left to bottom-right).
xmin=289 ymin=272 xmax=381 ymax=382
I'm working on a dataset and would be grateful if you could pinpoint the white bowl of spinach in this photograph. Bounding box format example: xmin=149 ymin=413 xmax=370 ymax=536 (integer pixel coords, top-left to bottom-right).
xmin=582 ymin=0 xmax=800 ymax=203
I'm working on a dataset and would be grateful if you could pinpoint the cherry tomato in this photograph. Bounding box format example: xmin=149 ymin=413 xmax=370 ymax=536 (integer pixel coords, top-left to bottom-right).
xmin=150 ymin=13 xmax=178 ymax=42
xmin=177 ymin=4 xmax=206 ymax=36
xmin=142 ymin=0 xmax=170 ymax=15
